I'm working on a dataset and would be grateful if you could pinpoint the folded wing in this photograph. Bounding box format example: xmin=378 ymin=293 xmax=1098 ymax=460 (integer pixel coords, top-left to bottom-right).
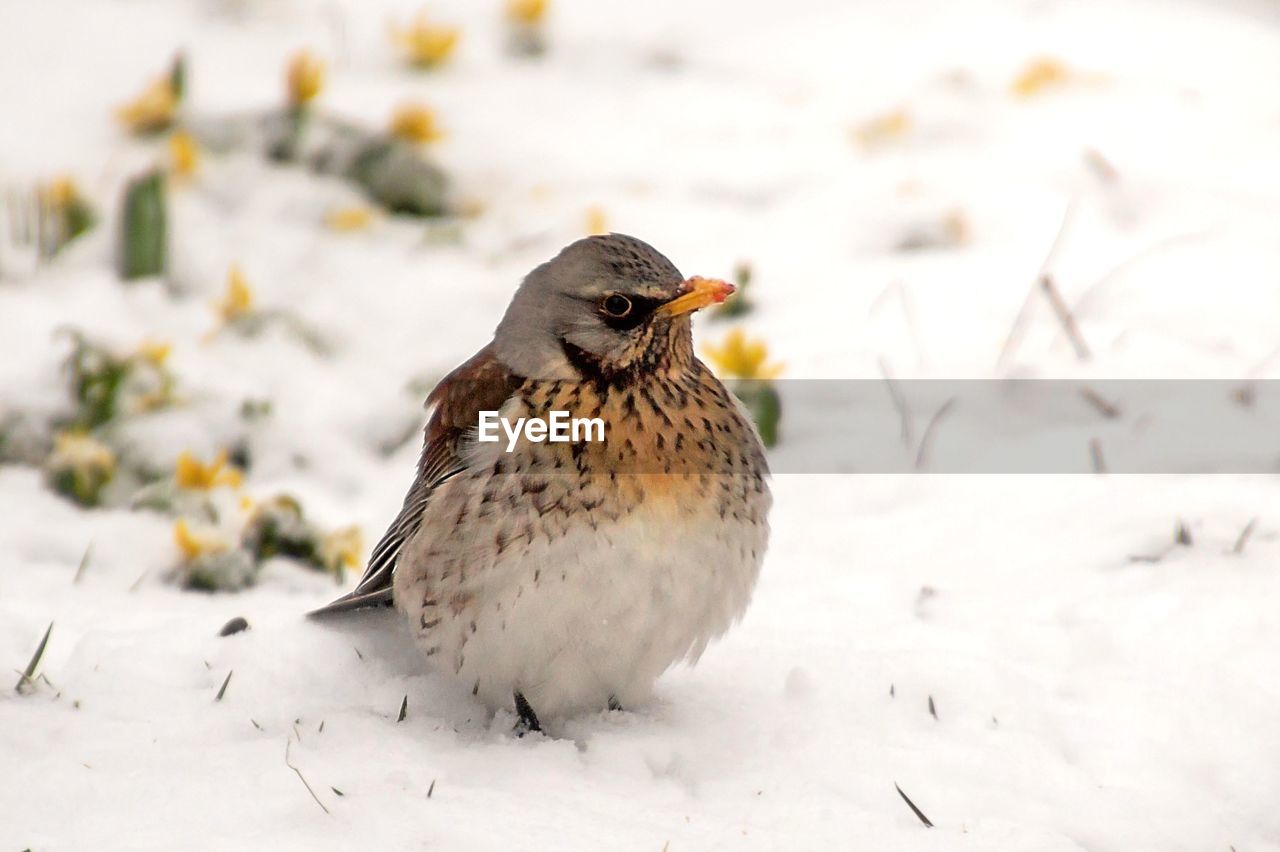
xmin=307 ymin=345 xmax=520 ymax=617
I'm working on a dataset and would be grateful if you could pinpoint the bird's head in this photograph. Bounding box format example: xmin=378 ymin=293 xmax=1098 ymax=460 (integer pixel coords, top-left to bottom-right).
xmin=493 ymin=234 xmax=734 ymax=381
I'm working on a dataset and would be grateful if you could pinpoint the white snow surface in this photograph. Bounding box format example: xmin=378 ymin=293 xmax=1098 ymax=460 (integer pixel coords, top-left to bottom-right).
xmin=3 ymin=0 xmax=1280 ymax=849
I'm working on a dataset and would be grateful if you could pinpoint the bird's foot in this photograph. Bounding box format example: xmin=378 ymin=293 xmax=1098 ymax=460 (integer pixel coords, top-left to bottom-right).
xmin=513 ymin=691 xmax=542 ymax=736
xmin=607 ymin=695 xmax=624 ymax=712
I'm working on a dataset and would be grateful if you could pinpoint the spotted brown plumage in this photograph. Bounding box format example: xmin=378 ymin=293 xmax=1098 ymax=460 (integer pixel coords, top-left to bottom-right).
xmin=310 ymin=234 xmax=771 ymax=732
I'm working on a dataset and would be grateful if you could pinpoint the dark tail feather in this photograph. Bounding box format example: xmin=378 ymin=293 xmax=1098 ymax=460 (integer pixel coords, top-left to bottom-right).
xmin=307 ymin=586 xmax=394 ymax=618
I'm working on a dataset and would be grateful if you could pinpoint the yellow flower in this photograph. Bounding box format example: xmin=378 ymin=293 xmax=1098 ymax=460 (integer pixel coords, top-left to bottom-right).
xmin=389 ymin=103 xmax=444 ymax=143
xmin=213 ymin=265 xmax=255 ymax=324
xmin=320 ymin=526 xmax=364 ymax=574
xmin=585 ymin=205 xmax=608 ymax=235
xmin=852 ymin=108 xmax=911 ymax=148
xmin=168 ymin=130 xmax=200 ymax=177
xmin=135 ymin=339 xmax=172 ymax=366
xmin=40 ymin=176 xmax=80 ymax=209
xmin=391 ymin=11 xmax=460 ymax=69
xmin=175 ymin=449 xmax=244 ymax=491
xmin=325 ymin=205 xmax=376 ymax=231
xmin=173 ymin=518 xmax=231 ymax=560
xmin=116 ymin=73 xmax=178 ymax=133
xmin=702 ymin=329 xmax=784 ymax=380
xmin=286 ymin=49 xmax=326 ymax=106
xmin=507 ymin=0 xmax=548 ymax=25
xmin=1012 ymin=57 xmax=1070 ymax=97
xmin=51 ymin=431 xmax=117 ymax=475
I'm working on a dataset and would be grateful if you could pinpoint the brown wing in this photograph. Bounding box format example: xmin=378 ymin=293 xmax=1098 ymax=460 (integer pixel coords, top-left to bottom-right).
xmin=308 ymin=345 xmax=520 ymax=617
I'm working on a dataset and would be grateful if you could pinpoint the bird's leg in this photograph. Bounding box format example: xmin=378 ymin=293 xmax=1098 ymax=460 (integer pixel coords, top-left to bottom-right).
xmin=513 ymin=691 xmax=542 ymax=735
xmin=607 ymin=695 xmax=624 ymax=712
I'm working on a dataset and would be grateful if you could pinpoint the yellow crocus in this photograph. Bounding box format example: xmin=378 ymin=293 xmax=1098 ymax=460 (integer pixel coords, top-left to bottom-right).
xmin=173 ymin=518 xmax=231 ymax=559
xmin=391 ymin=11 xmax=460 ymax=69
xmin=320 ymin=526 xmax=364 ymax=574
xmin=852 ymin=108 xmax=911 ymax=149
xmin=175 ymin=449 xmax=244 ymax=491
xmin=51 ymin=431 xmax=117 ymax=474
xmin=1012 ymin=57 xmax=1070 ymax=97
xmin=389 ymin=103 xmax=444 ymax=143
xmin=213 ymin=265 xmax=255 ymax=324
xmin=168 ymin=130 xmax=200 ymax=177
xmin=702 ymin=329 xmax=784 ymax=380
xmin=286 ymin=49 xmax=326 ymax=106
xmin=507 ymin=0 xmax=548 ymax=25
xmin=116 ymin=74 xmax=178 ymax=133
xmin=135 ymin=339 xmax=172 ymax=366
xmin=40 ymin=176 xmax=80 ymax=209
xmin=585 ymin=206 xmax=608 ymax=236
xmin=326 ymin=205 xmax=376 ymax=231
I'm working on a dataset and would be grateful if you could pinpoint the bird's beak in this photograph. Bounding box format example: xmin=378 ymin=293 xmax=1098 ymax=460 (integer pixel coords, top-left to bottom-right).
xmin=655 ymin=277 xmax=736 ymax=318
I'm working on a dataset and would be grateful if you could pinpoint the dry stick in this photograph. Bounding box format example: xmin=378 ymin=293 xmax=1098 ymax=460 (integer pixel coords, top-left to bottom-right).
xmin=1083 ymin=147 xmax=1120 ymax=185
xmin=894 ymin=783 xmax=935 ymax=828
xmin=285 ymin=738 xmax=330 ymax=815
xmin=1232 ymin=518 xmax=1259 ymax=555
xmin=1040 ymin=276 xmax=1090 ymax=360
xmin=1231 ymin=383 xmax=1256 ymax=409
xmin=1089 ymin=438 xmax=1107 ymax=474
xmin=997 ymin=201 xmax=1076 ymax=368
xmin=878 ymin=358 xmax=915 ymax=447
xmin=914 ymin=398 xmax=957 ymax=470
xmin=1079 ymin=387 xmax=1120 ymax=419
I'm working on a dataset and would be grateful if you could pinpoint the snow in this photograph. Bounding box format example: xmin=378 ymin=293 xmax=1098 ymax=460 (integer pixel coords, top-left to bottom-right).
xmin=2 ymin=0 xmax=1280 ymax=849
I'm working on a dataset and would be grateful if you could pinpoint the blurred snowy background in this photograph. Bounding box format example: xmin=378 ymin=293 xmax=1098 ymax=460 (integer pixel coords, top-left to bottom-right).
xmin=2 ymin=0 xmax=1279 ymax=848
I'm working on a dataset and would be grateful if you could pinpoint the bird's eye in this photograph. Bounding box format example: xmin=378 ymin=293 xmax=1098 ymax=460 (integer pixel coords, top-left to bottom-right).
xmin=602 ymin=294 xmax=633 ymax=318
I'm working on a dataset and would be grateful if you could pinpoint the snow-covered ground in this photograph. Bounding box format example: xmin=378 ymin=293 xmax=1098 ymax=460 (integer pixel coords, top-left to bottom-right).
xmin=3 ymin=0 xmax=1279 ymax=849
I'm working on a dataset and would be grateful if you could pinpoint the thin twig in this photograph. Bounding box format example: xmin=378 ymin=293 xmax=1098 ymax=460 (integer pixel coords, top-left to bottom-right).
xmin=285 ymin=738 xmax=330 ymax=814
xmin=997 ymin=202 xmax=1076 ymax=367
xmin=1079 ymin=387 xmax=1120 ymax=419
xmin=1232 ymin=518 xmax=1258 ymax=555
xmin=878 ymin=358 xmax=914 ymax=447
xmin=914 ymin=398 xmax=957 ymax=470
xmin=894 ymin=783 xmax=934 ymax=828
xmin=1039 ymin=276 xmax=1090 ymax=360
xmin=1089 ymin=438 xmax=1106 ymax=474
xmin=1083 ymin=147 xmax=1119 ymax=185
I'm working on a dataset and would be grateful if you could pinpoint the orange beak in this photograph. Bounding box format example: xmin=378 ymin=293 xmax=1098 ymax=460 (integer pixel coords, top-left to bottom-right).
xmin=655 ymin=276 xmax=736 ymax=319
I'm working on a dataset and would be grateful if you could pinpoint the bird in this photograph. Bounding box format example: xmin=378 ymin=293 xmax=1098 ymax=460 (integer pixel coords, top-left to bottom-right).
xmin=310 ymin=233 xmax=771 ymax=733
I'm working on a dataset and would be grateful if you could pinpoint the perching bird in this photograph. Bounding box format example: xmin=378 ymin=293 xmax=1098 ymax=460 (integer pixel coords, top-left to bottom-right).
xmin=310 ymin=234 xmax=771 ymax=732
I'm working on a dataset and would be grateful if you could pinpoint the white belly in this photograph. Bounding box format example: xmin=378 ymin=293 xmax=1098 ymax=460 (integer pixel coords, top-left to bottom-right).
xmin=393 ymin=474 xmax=769 ymax=720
